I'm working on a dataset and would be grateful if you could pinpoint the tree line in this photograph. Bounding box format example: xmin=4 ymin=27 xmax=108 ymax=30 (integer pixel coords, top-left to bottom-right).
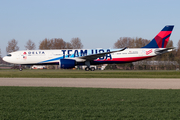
xmin=5 ymin=37 xmax=83 ymax=53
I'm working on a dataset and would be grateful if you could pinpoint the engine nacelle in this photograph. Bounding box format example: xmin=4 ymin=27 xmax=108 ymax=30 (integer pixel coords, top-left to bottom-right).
xmin=59 ymin=59 xmax=76 ymax=69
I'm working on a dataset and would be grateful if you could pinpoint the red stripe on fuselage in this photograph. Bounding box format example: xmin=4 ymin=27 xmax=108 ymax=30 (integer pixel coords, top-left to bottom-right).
xmin=95 ymin=56 xmax=153 ymax=62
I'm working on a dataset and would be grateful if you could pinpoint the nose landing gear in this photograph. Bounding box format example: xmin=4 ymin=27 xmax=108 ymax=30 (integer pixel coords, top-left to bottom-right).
xmin=19 ymin=65 xmax=23 ymax=71
xmin=19 ymin=67 xmax=23 ymax=71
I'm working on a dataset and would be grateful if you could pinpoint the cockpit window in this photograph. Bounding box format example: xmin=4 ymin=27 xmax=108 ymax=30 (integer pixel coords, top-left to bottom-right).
xmin=7 ymin=54 xmax=12 ymax=57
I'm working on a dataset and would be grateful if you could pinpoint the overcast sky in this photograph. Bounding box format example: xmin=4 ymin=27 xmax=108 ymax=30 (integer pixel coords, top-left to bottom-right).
xmin=0 ymin=0 xmax=180 ymax=57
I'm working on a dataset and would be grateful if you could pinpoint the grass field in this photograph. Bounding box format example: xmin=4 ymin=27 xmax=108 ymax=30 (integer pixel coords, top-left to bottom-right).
xmin=1 ymin=70 xmax=180 ymax=119
xmin=0 ymin=69 xmax=180 ymax=78
xmin=0 ymin=87 xmax=180 ymax=120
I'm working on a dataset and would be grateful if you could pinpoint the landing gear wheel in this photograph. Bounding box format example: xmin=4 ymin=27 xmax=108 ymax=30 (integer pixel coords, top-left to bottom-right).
xmin=85 ymin=67 xmax=90 ymax=71
xmin=90 ymin=67 xmax=95 ymax=71
xmin=19 ymin=68 xmax=23 ymax=71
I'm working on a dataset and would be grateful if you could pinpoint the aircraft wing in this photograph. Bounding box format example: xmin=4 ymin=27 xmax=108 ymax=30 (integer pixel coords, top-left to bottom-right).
xmin=79 ymin=47 xmax=127 ymax=61
xmin=155 ymin=47 xmax=175 ymax=55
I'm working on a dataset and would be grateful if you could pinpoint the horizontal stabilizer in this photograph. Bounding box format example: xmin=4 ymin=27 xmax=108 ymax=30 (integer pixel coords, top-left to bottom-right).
xmin=155 ymin=47 xmax=175 ymax=55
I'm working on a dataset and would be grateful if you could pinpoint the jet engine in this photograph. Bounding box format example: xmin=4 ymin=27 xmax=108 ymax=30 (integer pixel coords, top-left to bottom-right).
xmin=59 ymin=59 xmax=76 ymax=69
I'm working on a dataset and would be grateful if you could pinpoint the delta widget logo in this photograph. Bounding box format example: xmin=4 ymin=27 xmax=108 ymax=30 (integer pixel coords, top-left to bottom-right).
xmin=146 ymin=49 xmax=153 ymax=55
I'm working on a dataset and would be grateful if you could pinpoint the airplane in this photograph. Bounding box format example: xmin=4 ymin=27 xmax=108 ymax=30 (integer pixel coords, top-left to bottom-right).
xmin=3 ymin=25 xmax=174 ymax=71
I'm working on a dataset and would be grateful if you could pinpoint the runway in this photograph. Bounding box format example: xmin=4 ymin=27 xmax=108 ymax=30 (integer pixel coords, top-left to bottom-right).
xmin=0 ymin=78 xmax=180 ymax=89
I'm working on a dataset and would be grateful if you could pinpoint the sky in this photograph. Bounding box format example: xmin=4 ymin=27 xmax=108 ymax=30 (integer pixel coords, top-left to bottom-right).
xmin=0 ymin=0 xmax=180 ymax=57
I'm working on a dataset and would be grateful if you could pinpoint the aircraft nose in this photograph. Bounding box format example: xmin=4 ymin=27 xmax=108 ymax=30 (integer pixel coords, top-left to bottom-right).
xmin=3 ymin=56 xmax=6 ymax=61
xmin=3 ymin=56 xmax=8 ymax=62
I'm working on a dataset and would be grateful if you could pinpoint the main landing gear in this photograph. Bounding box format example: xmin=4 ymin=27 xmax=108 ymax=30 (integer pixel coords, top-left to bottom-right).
xmin=84 ymin=61 xmax=95 ymax=71
xmin=85 ymin=67 xmax=95 ymax=71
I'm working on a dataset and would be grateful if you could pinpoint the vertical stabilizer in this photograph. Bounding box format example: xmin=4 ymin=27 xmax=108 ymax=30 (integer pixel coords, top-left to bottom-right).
xmin=142 ymin=25 xmax=174 ymax=48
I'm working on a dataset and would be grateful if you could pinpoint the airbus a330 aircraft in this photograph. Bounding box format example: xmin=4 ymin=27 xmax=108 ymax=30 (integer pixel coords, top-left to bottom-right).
xmin=3 ymin=25 xmax=174 ymax=71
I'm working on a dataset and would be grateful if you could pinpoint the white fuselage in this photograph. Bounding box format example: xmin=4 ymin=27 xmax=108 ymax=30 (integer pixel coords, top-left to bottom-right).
xmin=3 ymin=48 xmax=165 ymax=65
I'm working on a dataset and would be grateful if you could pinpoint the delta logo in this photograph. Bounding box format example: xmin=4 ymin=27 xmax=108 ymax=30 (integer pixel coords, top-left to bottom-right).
xmin=146 ymin=49 xmax=153 ymax=55
xmin=22 ymin=51 xmax=45 ymax=54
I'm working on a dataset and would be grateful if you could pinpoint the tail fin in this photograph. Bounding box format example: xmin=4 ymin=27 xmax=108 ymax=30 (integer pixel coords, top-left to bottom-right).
xmin=142 ymin=25 xmax=174 ymax=48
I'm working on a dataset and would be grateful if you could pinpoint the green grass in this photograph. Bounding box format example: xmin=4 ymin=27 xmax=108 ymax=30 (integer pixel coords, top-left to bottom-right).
xmin=0 ymin=69 xmax=180 ymax=78
xmin=1 ymin=87 xmax=180 ymax=120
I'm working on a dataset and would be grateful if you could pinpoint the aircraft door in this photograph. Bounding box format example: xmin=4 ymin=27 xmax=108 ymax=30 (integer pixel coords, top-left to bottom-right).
xmin=16 ymin=53 xmax=21 ymax=60
xmin=48 ymin=52 xmax=53 ymax=59
xmin=140 ymin=50 xmax=146 ymax=57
